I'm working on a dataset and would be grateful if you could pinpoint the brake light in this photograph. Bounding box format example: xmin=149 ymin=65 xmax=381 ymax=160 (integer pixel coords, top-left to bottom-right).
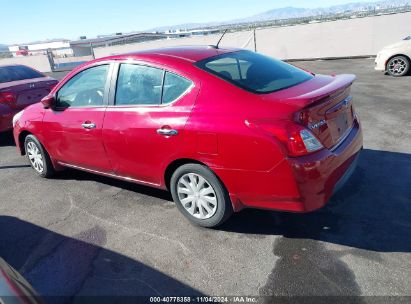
xmin=247 ymin=120 xmax=324 ymax=157
xmin=0 ymin=92 xmax=16 ymax=105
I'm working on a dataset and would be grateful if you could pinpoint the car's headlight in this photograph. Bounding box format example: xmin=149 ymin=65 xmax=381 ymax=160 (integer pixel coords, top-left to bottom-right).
xmin=12 ymin=110 xmax=24 ymax=128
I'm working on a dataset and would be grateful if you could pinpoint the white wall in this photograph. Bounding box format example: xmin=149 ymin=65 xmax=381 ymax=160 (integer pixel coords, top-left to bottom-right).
xmin=8 ymin=46 xmax=19 ymax=52
xmin=94 ymin=12 xmax=411 ymax=60
xmin=255 ymin=12 xmax=411 ymax=59
xmin=0 ymin=55 xmax=52 ymax=72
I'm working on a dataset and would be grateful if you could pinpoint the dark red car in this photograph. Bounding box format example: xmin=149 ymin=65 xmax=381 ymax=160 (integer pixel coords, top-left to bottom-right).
xmin=13 ymin=46 xmax=362 ymax=227
xmin=0 ymin=65 xmax=58 ymax=132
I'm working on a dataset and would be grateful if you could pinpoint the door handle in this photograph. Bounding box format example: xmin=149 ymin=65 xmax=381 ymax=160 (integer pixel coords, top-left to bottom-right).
xmin=82 ymin=123 xmax=96 ymax=129
xmin=157 ymin=128 xmax=178 ymax=136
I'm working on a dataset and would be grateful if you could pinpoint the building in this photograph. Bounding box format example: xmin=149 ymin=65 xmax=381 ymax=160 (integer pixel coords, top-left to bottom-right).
xmin=8 ymin=39 xmax=73 ymax=57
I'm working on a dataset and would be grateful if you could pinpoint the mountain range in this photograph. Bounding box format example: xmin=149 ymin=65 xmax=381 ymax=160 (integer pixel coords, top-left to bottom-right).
xmin=148 ymin=0 xmax=410 ymax=32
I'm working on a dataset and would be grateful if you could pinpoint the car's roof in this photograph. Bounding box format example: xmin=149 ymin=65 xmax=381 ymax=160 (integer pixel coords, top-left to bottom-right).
xmin=102 ymin=45 xmax=240 ymax=63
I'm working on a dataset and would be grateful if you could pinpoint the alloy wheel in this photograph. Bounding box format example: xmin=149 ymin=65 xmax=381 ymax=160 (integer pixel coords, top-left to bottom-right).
xmin=388 ymin=57 xmax=408 ymax=76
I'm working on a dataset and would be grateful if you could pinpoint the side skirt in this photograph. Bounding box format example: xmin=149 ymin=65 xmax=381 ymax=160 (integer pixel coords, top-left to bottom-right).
xmin=57 ymin=161 xmax=163 ymax=189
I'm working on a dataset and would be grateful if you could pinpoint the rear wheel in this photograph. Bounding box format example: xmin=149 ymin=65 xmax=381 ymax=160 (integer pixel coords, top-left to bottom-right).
xmin=24 ymin=134 xmax=55 ymax=178
xmin=387 ymin=56 xmax=410 ymax=77
xmin=170 ymin=164 xmax=233 ymax=228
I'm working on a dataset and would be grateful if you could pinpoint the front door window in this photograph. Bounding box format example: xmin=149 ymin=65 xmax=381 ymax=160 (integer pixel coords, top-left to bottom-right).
xmin=56 ymin=65 xmax=109 ymax=108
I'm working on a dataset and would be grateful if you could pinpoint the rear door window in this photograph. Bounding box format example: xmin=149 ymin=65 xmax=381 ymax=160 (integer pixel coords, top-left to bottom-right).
xmin=115 ymin=64 xmax=164 ymax=105
xmin=0 ymin=65 xmax=44 ymax=84
xmin=162 ymin=72 xmax=193 ymax=104
xmin=115 ymin=64 xmax=193 ymax=106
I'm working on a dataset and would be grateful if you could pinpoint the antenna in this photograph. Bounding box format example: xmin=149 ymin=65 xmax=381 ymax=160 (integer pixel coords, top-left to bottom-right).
xmin=215 ymin=29 xmax=228 ymax=49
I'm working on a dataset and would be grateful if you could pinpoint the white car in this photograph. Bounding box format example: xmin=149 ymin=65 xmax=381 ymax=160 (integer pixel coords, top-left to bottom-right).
xmin=375 ymin=36 xmax=411 ymax=77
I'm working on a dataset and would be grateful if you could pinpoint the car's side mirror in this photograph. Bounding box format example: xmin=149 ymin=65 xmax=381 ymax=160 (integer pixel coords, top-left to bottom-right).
xmin=41 ymin=95 xmax=55 ymax=109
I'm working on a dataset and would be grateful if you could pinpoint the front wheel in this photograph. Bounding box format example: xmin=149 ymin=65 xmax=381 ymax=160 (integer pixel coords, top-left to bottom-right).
xmin=387 ymin=55 xmax=410 ymax=77
xmin=170 ymin=164 xmax=233 ymax=228
xmin=24 ymin=134 xmax=55 ymax=178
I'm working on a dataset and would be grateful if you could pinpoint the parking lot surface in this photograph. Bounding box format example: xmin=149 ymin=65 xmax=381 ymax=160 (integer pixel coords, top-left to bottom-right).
xmin=0 ymin=59 xmax=410 ymax=301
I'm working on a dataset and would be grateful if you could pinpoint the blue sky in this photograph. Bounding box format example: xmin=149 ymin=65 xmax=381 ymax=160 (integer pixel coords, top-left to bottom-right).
xmin=1 ymin=0 xmax=366 ymax=44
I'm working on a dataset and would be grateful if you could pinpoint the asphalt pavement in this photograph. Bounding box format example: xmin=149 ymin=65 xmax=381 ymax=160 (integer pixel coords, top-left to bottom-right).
xmin=0 ymin=58 xmax=410 ymax=303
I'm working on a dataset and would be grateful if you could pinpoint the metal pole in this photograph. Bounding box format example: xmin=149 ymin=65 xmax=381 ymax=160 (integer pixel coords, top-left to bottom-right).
xmin=46 ymin=49 xmax=55 ymax=72
xmin=253 ymin=28 xmax=257 ymax=52
xmin=90 ymin=43 xmax=95 ymax=59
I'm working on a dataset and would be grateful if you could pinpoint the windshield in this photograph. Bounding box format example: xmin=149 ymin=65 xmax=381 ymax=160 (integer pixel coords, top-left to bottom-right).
xmin=195 ymin=50 xmax=314 ymax=94
xmin=0 ymin=65 xmax=44 ymax=84
xmin=404 ymin=36 xmax=411 ymax=40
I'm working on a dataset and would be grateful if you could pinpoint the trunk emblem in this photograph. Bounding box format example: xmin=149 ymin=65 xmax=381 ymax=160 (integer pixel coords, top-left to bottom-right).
xmin=29 ymin=83 xmax=35 ymax=88
xmin=308 ymin=119 xmax=326 ymax=130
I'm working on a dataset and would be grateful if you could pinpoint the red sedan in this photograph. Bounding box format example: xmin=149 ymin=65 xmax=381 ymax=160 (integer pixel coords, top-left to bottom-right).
xmin=0 ymin=64 xmax=58 ymax=132
xmin=13 ymin=46 xmax=362 ymax=227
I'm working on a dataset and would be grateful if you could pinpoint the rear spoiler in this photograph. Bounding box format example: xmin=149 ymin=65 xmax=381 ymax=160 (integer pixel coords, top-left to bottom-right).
xmin=295 ymin=74 xmax=356 ymax=107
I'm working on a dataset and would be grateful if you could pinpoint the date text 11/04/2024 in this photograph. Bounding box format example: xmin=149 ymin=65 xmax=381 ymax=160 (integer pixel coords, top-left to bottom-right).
xmin=149 ymin=296 xmax=258 ymax=303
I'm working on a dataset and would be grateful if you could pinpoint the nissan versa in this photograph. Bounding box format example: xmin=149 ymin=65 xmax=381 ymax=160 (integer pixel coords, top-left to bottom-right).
xmin=13 ymin=46 xmax=363 ymax=227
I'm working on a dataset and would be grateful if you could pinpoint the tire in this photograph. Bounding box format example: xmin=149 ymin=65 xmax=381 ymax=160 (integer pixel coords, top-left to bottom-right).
xmin=24 ymin=134 xmax=55 ymax=178
xmin=387 ymin=55 xmax=410 ymax=77
xmin=170 ymin=164 xmax=233 ymax=228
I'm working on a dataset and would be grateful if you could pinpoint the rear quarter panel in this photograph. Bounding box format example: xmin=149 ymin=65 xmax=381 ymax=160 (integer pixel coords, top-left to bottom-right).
xmin=179 ymin=71 xmax=302 ymax=207
xmin=181 ymin=71 xmax=287 ymax=170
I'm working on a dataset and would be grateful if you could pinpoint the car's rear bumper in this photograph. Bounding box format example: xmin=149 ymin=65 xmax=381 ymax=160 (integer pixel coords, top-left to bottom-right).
xmin=332 ymin=150 xmax=360 ymax=195
xmin=288 ymin=121 xmax=362 ymax=212
xmin=214 ymin=118 xmax=363 ymax=213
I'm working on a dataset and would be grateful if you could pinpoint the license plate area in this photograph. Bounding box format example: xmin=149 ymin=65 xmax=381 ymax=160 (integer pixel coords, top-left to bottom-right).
xmin=326 ymin=97 xmax=354 ymax=144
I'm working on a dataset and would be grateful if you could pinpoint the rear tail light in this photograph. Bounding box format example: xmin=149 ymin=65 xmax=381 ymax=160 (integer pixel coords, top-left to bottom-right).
xmin=0 ymin=92 xmax=17 ymax=105
xmin=247 ymin=120 xmax=324 ymax=157
xmin=49 ymin=81 xmax=58 ymax=91
xmin=286 ymin=125 xmax=323 ymax=156
xmin=298 ymin=130 xmax=323 ymax=153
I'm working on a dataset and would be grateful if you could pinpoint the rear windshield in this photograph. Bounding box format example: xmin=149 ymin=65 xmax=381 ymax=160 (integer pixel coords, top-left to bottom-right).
xmin=195 ymin=50 xmax=313 ymax=94
xmin=0 ymin=65 xmax=44 ymax=84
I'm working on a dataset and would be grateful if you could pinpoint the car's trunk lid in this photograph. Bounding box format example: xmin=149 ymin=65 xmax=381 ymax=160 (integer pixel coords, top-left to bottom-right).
xmin=0 ymin=77 xmax=57 ymax=110
xmin=263 ymin=74 xmax=356 ymax=149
